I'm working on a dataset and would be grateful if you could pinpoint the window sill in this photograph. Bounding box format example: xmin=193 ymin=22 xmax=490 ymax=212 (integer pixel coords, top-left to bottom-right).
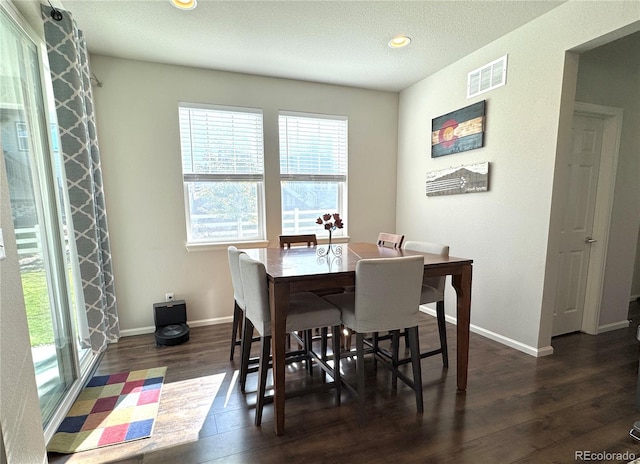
xmin=186 ymin=240 xmax=270 ymax=253
xmin=317 ymin=235 xmax=350 ymax=244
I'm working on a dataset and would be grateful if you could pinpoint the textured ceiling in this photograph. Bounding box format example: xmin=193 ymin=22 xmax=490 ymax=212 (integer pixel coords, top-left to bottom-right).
xmin=46 ymin=0 xmax=566 ymax=92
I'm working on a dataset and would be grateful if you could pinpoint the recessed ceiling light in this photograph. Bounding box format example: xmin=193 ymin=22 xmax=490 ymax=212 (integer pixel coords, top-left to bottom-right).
xmin=388 ymin=35 xmax=412 ymax=49
xmin=171 ymin=0 xmax=197 ymax=10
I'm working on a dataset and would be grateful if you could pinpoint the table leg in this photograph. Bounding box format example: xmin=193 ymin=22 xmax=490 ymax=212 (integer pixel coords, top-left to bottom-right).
xmin=451 ymin=263 xmax=472 ymax=391
xmin=269 ymin=280 xmax=289 ymax=435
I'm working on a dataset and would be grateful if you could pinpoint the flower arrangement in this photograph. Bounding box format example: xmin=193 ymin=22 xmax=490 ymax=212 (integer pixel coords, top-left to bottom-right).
xmin=315 ymin=213 xmax=344 ymax=232
xmin=315 ymin=213 xmax=343 ymax=256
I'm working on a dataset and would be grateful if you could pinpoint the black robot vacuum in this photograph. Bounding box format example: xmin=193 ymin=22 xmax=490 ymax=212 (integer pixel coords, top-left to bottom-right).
xmin=153 ymin=300 xmax=190 ymax=346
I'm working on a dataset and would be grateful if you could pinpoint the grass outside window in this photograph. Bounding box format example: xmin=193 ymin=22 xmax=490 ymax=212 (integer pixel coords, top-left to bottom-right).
xmin=22 ymin=269 xmax=55 ymax=346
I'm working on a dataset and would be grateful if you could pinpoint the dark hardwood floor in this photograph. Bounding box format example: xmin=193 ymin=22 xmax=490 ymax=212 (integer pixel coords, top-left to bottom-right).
xmin=48 ymin=304 xmax=640 ymax=463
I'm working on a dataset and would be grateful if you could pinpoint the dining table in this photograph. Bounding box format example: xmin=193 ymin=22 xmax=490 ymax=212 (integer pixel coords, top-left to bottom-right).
xmin=242 ymin=242 xmax=473 ymax=435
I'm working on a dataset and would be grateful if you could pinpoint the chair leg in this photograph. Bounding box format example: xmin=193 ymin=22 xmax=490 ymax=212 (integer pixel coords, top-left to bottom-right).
xmin=230 ymin=302 xmax=242 ymax=361
xmin=321 ymin=327 xmax=328 ymax=382
xmin=372 ymin=332 xmax=379 ymax=371
xmin=406 ymin=326 xmax=423 ymax=414
xmin=239 ymin=316 xmax=255 ymax=393
xmin=391 ymin=329 xmax=400 ymax=390
xmin=356 ymin=332 xmax=366 ymax=425
xmin=321 ymin=327 xmax=328 ymax=360
xmin=341 ymin=325 xmax=352 ymax=352
xmin=436 ymin=300 xmax=449 ymax=368
xmin=305 ymin=329 xmax=313 ymax=376
xmin=332 ymin=325 xmax=341 ymax=406
xmin=255 ymin=335 xmax=271 ymax=426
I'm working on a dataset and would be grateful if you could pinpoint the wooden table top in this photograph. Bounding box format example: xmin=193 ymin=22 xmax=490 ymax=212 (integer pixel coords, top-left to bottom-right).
xmin=243 ymin=242 xmax=473 ymax=280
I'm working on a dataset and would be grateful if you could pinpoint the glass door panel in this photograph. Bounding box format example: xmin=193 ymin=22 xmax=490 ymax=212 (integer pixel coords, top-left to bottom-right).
xmin=1 ymin=6 xmax=77 ymax=427
xmin=49 ymin=119 xmax=92 ymax=370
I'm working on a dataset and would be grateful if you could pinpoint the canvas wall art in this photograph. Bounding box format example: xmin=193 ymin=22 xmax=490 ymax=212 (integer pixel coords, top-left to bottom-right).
xmin=425 ymin=161 xmax=489 ymax=196
xmin=431 ymin=101 xmax=486 ymax=158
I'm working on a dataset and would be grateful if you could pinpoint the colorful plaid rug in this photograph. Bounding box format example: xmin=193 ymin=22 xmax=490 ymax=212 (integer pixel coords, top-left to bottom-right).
xmin=47 ymin=367 xmax=167 ymax=454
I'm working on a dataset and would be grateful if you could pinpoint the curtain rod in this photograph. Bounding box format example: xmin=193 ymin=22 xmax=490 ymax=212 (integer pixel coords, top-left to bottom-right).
xmin=46 ymin=1 xmax=103 ymax=88
xmin=47 ymin=0 xmax=63 ymax=21
xmin=90 ymin=72 xmax=103 ymax=88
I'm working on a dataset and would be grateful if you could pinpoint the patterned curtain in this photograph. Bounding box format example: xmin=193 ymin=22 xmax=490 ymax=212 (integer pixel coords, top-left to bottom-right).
xmin=41 ymin=5 xmax=119 ymax=353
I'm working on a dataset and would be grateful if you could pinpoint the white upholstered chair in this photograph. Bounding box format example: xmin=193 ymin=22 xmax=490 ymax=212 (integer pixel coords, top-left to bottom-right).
xmin=323 ymin=255 xmax=425 ymax=418
xmin=227 ymin=246 xmax=248 ymax=361
xmin=238 ymin=254 xmax=342 ymax=426
xmin=341 ymin=232 xmax=407 ymax=350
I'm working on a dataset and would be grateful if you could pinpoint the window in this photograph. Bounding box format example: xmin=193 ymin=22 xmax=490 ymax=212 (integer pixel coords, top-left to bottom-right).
xmin=178 ymin=104 xmax=265 ymax=244
xmin=15 ymin=122 xmax=29 ymax=150
xmin=279 ymin=112 xmax=348 ymax=236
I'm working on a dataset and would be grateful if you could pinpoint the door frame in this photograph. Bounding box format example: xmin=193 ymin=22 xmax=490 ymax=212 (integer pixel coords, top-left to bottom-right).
xmin=572 ymin=102 xmax=623 ymax=335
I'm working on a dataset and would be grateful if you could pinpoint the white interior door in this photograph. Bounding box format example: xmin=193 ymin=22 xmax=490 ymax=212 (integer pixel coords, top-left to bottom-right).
xmin=552 ymin=113 xmax=604 ymax=336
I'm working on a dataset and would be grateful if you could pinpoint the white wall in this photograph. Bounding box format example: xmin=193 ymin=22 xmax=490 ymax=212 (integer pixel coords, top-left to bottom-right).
xmin=397 ymin=1 xmax=640 ymax=355
xmin=88 ymin=56 xmax=400 ymax=333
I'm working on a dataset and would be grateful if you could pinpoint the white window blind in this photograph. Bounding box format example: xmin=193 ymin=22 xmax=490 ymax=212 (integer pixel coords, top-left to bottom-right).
xmin=178 ymin=103 xmax=265 ymax=243
xmin=279 ymin=113 xmax=347 ymax=181
xmin=180 ymin=105 xmax=264 ymax=180
xmin=278 ymin=112 xmax=348 ymax=235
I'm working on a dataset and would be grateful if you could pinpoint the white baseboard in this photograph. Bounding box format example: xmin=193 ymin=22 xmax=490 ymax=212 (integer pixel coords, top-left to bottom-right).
xmin=598 ymin=319 xmax=630 ymax=333
xmin=469 ymin=324 xmax=554 ymax=357
xmin=189 ymin=316 xmax=234 ymax=328
xmin=419 ymin=305 xmax=445 ymax=319
xmin=119 ymin=315 xmax=233 ymax=338
xmin=119 ymin=326 xmax=155 ymax=337
xmin=418 ymin=306 xmax=554 ymax=357
xmin=122 ymin=309 xmax=560 ymax=359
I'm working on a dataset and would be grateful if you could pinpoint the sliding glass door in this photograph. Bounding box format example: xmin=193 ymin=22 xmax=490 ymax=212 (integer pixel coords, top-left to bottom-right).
xmin=1 ymin=3 xmax=95 ymax=431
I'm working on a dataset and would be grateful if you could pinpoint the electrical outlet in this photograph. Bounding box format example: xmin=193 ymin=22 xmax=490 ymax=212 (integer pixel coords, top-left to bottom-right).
xmin=165 ymin=292 xmax=175 ymax=302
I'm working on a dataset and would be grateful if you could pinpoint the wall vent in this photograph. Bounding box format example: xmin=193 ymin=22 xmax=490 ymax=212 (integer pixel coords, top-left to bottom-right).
xmin=467 ymin=55 xmax=508 ymax=98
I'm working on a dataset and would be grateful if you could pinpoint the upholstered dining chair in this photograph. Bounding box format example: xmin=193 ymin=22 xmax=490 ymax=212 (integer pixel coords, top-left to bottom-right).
xmin=228 ymin=246 xmax=248 ymax=361
xmin=323 ymin=255 xmax=425 ymax=419
xmin=279 ymin=234 xmax=318 ymax=248
xmin=344 ymin=232 xmax=406 ymax=295
xmin=377 ymin=232 xmax=405 ymax=249
xmin=228 ymin=245 xmax=264 ymax=369
xmin=340 ymin=232 xmax=407 ymax=351
xmin=278 ymin=233 xmax=340 ymax=352
xmin=238 ymin=254 xmax=343 ymax=426
xmin=403 ymin=240 xmax=450 ymax=368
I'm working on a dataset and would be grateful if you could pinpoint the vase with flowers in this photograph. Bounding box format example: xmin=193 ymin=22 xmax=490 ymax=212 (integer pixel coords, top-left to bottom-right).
xmin=315 ymin=213 xmax=344 ymax=257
